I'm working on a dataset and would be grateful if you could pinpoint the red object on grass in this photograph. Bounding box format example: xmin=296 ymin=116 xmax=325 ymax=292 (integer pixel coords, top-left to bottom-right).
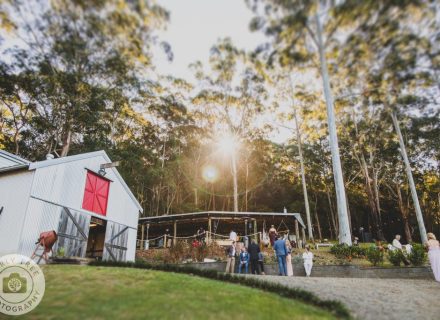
xmin=82 ymin=171 xmax=110 ymax=215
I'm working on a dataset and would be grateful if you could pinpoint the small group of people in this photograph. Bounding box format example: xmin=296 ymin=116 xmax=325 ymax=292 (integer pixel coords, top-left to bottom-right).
xmin=226 ymin=230 xmax=314 ymax=277
xmin=226 ymin=240 xmax=266 ymax=275
xmin=273 ymin=234 xmax=313 ymax=277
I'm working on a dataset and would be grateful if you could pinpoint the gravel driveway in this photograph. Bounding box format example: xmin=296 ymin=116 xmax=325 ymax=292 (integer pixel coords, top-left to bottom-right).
xmin=247 ymin=275 xmax=440 ymax=320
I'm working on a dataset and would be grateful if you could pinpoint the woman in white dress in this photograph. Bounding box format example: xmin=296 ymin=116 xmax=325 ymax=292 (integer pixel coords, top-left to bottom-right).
xmin=302 ymin=245 xmax=313 ymax=277
xmin=425 ymin=232 xmax=440 ymax=282
xmin=285 ymin=240 xmax=293 ymax=276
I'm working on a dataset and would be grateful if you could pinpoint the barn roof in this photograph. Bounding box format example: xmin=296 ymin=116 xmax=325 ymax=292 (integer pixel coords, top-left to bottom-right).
xmin=28 ymin=150 xmax=142 ymax=212
xmin=0 ymin=149 xmax=30 ymax=173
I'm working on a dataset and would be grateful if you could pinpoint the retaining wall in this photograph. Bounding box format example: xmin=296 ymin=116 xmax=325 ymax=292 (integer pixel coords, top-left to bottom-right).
xmin=182 ymin=261 xmax=434 ymax=279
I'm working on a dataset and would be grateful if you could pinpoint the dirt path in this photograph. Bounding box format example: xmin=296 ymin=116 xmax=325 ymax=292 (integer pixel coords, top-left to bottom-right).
xmin=247 ymin=275 xmax=440 ymax=320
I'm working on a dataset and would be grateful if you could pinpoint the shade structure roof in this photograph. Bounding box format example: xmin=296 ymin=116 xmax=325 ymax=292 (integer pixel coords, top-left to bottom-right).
xmin=139 ymin=211 xmax=305 ymax=228
xmin=139 ymin=211 xmax=306 ymax=240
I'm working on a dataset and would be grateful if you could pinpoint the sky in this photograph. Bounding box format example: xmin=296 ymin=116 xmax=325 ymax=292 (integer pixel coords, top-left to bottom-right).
xmin=153 ymin=0 xmax=293 ymax=143
xmin=153 ymin=0 xmax=265 ymax=80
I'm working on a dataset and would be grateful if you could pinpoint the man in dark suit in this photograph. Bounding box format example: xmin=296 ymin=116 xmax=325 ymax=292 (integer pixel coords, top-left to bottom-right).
xmin=273 ymin=235 xmax=288 ymax=276
xmin=248 ymin=240 xmax=261 ymax=274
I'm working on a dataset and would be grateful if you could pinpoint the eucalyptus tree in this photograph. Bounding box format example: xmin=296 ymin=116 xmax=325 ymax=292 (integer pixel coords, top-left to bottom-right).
xmin=340 ymin=1 xmax=437 ymax=243
xmin=191 ymin=38 xmax=269 ymax=212
xmin=0 ymin=0 xmax=170 ymax=157
xmin=246 ymin=0 xmax=364 ymax=244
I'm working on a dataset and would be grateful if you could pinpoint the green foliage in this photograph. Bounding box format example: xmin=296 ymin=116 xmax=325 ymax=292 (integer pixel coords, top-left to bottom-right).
xmin=387 ymin=250 xmax=404 ymax=266
xmin=330 ymin=244 xmax=366 ymax=260
xmin=408 ymin=244 xmax=427 ymax=266
xmin=365 ymin=245 xmax=384 ymax=266
xmin=56 ymin=247 xmax=65 ymax=257
xmin=90 ymin=260 xmax=351 ymax=319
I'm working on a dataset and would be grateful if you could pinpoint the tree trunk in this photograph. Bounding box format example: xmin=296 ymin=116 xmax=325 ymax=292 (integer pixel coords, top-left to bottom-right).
xmin=326 ymin=188 xmax=339 ymax=237
xmin=391 ymin=111 xmax=427 ymax=243
xmin=245 ymin=156 xmax=249 ymax=212
xmin=313 ymin=193 xmax=322 ymax=240
xmin=60 ymin=127 xmax=72 ymax=157
xmin=359 ymin=153 xmax=384 ymax=240
xmin=315 ymin=6 xmax=351 ymax=244
xmin=294 ymin=108 xmax=313 ymax=240
xmin=396 ymin=184 xmax=413 ymax=243
xmin=231 ymin=151 xmax=239 ymax=212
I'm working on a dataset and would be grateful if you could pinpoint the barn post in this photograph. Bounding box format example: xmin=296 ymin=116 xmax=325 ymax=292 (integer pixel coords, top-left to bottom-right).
xmin=173 ymin=220 xmax=177 ymax=246
xmin=140 ymin=224 xmax=145 ymax=249
xmin=301 ymin=227 xmax=306 ymax=248
xmin=208 ymin=217 xmax=212 ymax=244
xmin=294 ymin=219 xmax=300 ymax=246
xmin=146 ymin=224 xmax=150 ymax=250
xmin=253 ymin=219 xmax=257 ymax=242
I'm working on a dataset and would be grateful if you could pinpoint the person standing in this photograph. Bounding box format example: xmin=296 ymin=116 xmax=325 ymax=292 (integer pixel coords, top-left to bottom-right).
xmin=273 ymin=235 xmax=288 ymax=276
xmin=229 ymin=229 xmax=237 ymax=241
xmin=197 ymin=227 xmax=206 ymax=244
xmin=269 ymin=225 xmax=277 ymax=247
xmin=303 ymin=245 xmax=313 ymax=277
xmin=225 ymin=241 xmax=236 ymax=273
xmin=286 ymin=240 xmax=293 ymax=276
xmin=248 ymin=240 xmax=260 ymax=274
xmin=425 ymin=232 xmax=440 ymax=282
xmin=258 ymin=251 xmax=265 ymax=275
xmin=238 ymin=247 xmax=250 ymax=274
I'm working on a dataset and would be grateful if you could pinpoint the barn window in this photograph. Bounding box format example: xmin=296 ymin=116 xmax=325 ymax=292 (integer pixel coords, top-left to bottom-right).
xmin=82 ymin=171 xmax=110 ymax=216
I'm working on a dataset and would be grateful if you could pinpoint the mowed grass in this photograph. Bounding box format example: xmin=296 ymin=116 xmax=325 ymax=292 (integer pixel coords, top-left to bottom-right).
xmin=7 ymin=265 xmax=336 ymax=320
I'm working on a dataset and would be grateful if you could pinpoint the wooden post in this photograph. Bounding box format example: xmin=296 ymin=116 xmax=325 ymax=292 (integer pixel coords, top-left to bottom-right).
xmin=140 ymin=224 xmax=145 ymax=249
xmin=253 ymin=219 xmax=257 ymax=242
xmin=208 ymin=217 xmax=212 ymax=245
xmin=244 ymin=219 xmax=248 ymax=236
xmin=173 ymin=220 xmax=177 ymax=246
xmin=146 ymin=224 xmax=150 ymax=250
xmin=301 ymin=227 xmax=306 ymax=248
xmin=163 ymin=234 xmax=167 ymax=248
xmin=295 ymin=219 xmax=300 ymax=244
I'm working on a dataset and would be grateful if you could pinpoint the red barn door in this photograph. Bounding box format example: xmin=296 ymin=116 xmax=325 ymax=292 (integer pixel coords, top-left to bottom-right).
xmin=82 ymin=171 xmax=110 ymax=216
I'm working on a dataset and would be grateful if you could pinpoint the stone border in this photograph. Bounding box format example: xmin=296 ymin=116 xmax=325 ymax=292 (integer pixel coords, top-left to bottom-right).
xmin=182 ymin=261 xmax=434 ymax=279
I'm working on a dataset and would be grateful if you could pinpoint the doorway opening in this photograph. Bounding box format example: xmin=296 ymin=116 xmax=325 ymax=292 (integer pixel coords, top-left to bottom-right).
xmin=86 ymin=217 xmax=107 ymax=260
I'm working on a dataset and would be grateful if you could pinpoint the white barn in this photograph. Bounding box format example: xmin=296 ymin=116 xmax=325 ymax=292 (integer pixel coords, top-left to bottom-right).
xmin=0 ymin=150 xmax=142 ymax=262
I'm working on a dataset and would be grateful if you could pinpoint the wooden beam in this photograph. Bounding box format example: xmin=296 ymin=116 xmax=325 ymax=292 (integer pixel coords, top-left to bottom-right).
xmin=295 ymin=219 xmax=300 ymax=243
xmin=208 ymin=217 xmax=212 ymax=244
xmin=301 ymin=227 xmax=306 ymax=248
xmin=140 ymin=224 xmax=145 ymax=249
xmin=173 ymin=220 xmax=177 ymax=246
xmin=253 ymin=219 xmax=257 ymax=242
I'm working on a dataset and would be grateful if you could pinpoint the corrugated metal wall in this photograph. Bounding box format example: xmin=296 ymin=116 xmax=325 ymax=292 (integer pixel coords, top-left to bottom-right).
xmin=18 ymin=198 xmax=62 ymax=257
xmin=0 ymin=171 xmax=34 ymax=255
xmin=30 ymin=155 xmax=139 ymax=229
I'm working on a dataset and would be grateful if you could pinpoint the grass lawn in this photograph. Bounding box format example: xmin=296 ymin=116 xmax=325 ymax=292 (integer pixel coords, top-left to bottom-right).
xmin=8 ymin=265 xmax=336 ymax=320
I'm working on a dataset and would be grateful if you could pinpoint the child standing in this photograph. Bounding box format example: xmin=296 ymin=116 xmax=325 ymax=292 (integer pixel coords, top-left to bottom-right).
xmin=302 ymin=245 xmax=313 ymax=277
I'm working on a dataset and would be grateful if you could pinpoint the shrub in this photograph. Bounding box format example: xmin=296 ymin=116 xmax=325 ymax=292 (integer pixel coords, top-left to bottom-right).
xmin=408 ymin=244 xmax=427 ymax=266
xmin=56 ymin=247 xmax=65 ymax=257
xmin=365 ymin=245 xmax=384 ymax=266
xmin=330 ymin=244 xmax=366 ymax=260
xmin=387 ymin=250 xmax=403 ymax=266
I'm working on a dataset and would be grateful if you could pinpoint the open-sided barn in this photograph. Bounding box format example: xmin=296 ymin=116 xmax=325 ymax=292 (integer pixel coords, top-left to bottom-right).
xmin=0 ymin=150 xmax=142 ymax=262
